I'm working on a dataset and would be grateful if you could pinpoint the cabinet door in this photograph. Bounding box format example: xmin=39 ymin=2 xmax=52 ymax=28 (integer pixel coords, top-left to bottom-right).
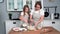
xmin=17 ymin=0 xmax=23 ymax=11
xmin=43 ymin=20 xmax=52 ymax=27
xmin=5 ymin=21 xmax=17 ymax=34
xmin=25 ymin=0 xmax=32 ymax=9
xmin=7 ymin=0 xmax=14 ymax=11
xmin=7 ymin=0 xmax=24 ymax=11
xmin=7 ymin=0 xmax=43 ymax=11
xmin=52 ymin=20 xmax=60 ymax=31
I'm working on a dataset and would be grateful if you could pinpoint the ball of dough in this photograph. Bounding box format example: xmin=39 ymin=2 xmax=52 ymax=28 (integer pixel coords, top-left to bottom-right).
xmin=27 ymin=26 xmax=35 ymax=30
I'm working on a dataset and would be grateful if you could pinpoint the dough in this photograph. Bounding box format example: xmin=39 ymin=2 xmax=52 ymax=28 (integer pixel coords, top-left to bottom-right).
xmin=27 ymin=26 xmax=35 ymax=30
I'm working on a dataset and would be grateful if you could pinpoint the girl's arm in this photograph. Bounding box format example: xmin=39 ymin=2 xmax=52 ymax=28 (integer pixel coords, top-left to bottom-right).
xmin=19 ymin=12 xmax=28 ymax=23
xmin=19 ymin=15 xmax=28 ymax=23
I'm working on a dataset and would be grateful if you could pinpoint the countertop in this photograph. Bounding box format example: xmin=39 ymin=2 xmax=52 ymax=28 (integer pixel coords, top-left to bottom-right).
xmin=8 ymin=27 xmax=60 ymax=34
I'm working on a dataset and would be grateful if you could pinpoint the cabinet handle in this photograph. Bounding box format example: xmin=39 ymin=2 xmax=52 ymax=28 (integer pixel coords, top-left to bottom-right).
xmin=52 ymin=21 xmax=55 ymax=24
xmin=13 ymin=22 xmax=16 ymax=24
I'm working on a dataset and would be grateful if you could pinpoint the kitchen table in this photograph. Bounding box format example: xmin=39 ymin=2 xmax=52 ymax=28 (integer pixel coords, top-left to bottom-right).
xmin=8 ymin=27 xmax=60 ymax=34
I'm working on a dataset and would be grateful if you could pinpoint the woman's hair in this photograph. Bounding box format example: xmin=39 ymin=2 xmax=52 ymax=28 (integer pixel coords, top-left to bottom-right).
xmin=35 ymin=1 xmax=42 ymax=9
xmin=23 ymin=5 xmax=30 ymax=16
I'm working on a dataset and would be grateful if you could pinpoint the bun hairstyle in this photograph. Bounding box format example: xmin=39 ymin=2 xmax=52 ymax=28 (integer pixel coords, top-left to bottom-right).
xmin=35 ymin=1 xmax=42 ymax=9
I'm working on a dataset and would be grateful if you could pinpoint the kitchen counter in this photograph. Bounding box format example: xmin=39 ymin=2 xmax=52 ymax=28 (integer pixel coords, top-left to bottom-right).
xmin=8 ymin=27 xmax=60 ymax=34
xmin=5 ymin=19 xmax=60 ymax=34
xmin=40 ymin=27 xmax=60 ymax=34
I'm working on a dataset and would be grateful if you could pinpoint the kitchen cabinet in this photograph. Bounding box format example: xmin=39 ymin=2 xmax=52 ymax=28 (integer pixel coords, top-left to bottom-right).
xmin=43 ymin=20 xmax=52 ymax=27
xmin=7 ymin=0 xmax=43 ymax=11
xmin=7 ymin=0 xmax=24 ymax=11
xmin=52 ymin=20 xmax=60 ymax=32
xmin=5 ymin=19 xmax=60 ymax=34
xmin=5 ymin=20 xmax=21 ymax=34
xmin=43 ymin=19 xmax=60 ymax=31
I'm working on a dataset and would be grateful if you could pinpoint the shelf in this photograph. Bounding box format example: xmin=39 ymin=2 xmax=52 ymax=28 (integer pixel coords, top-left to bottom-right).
xmin=7 ymin=0 xmax=24 ymax=11
xmin=7 ymin=0 xmax=43 ymax=11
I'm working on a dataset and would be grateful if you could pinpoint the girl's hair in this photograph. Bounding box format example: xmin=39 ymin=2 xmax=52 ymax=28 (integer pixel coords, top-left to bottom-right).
xmin=23 ymin=5 xmax=30 ymax=16
xmin=35 ymin=1 xmax=42 ymax=9
xmin=23 ymin=5 xmax=30 ymax=23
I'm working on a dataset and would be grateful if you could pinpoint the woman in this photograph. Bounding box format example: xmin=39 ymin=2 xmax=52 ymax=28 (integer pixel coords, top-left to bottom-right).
xmin=19 ymin=5 xmax=30 ymax=25
xmin=30 ymin=1 xmax=44 ymax=29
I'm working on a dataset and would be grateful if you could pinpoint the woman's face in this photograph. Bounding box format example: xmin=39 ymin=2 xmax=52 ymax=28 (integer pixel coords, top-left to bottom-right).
xmin=35 ymin=4 xmax=40 ymax=10
xmin=25 ymin=7 xmax=29 ymax=12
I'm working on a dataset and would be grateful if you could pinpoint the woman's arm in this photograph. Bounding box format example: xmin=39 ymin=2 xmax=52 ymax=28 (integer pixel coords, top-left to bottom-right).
xmin=37 ymin=15 xmax=44 ymax=24
xmin=30 ymin=15 xmax=34 ymax=25
xmin=30 ymin=10 xmax=34 ymax=22
xmin=35 ymin=15 xmax=44 ymax=27
xmin=35 ymin=9 xmax=44 ymax=27
xmin=30 ymin=15 xmax=34 ymax=22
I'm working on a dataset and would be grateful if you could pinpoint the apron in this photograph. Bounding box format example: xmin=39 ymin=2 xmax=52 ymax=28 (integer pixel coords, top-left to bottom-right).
xmin=32 ymin=10 xmax=43 ymax=28
xmin=20 ymin=13 xmax=29 ymax=27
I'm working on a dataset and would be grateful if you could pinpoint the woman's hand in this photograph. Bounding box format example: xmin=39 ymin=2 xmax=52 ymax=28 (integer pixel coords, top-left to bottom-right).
xmin=29 ymin=19 xmax=34 ymax=25
xmin=34 ymin=22 xmax=39 ymax=28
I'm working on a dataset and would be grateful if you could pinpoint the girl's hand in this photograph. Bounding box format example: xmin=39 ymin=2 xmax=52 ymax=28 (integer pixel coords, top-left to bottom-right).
xmin=25 ymin=20 xmax=28 ymax=23
xmin=30 ymin=19 xmax=34 ymax=23
xmin=23 ymin=19 xmax=28 ymax=23
xmin=29 ymin=19 xmax=34 ymax=26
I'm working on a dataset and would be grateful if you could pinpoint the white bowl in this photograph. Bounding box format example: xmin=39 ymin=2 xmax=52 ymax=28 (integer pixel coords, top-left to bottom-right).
xmin=22 ymin=23 xmax=28 ymax=27
xmin=13 ymin=27 xmax=20 ymax=31
xmin=13 ymin=27 xmax=28 ymax=31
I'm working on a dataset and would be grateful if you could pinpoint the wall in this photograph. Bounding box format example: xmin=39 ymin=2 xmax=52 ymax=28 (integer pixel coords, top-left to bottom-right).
xmin=0 ymin=0 xmax=9 ymax=34
xmin=43 ymin=0 xmax=60 ymax=19
xmin=0 ymin=0 xmax=60 ymax=34
xmin=43 ymin=0 xmax=60 ymax=31
xmin=43 ymin=0 xmax=60 ymax=13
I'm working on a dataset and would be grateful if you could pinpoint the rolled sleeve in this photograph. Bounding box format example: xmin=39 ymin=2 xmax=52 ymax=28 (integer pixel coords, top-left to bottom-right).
xmin=30 ymin=10 xmax=34 ymax=15
xmin=21 ymin=12 xmax=24 ymax=16
xmin=40 ymin=9 xmax=44 ymax=16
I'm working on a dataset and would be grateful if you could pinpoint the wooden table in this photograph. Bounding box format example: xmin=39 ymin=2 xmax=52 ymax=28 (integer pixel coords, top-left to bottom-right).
xmin=8 ymin=27 xmax=60 ymax=34
xmin=40 ymin=27 xmax=60 ymax=34
xmin=8 ymin=29 xmax=41 ymax=34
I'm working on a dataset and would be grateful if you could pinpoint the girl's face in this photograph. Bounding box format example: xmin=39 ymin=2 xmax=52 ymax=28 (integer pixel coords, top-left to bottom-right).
xmin=25 ymin=7 xmax=29 ymax=12
xmin=35 ymin=4 xmax=40 ymax=11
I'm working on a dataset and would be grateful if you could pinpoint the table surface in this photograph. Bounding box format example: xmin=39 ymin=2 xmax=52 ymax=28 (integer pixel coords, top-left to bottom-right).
xmin=8 ymin=27 xmax=60 ymax=34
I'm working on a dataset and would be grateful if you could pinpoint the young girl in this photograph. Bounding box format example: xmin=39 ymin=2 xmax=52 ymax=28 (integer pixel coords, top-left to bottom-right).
xmin=19 ymin=5 xmax=30 ymax=26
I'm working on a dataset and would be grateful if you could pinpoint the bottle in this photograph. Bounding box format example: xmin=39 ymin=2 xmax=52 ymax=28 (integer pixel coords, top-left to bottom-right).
xmin=51 ymin=13 xmax=54 ymax=20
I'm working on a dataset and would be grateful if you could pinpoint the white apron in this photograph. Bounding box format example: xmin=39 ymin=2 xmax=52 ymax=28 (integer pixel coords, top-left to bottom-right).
xmin=32 ymin=11 xmax=43 ymax=28
xmin=20 ymin=14 xmax=29 ymax=26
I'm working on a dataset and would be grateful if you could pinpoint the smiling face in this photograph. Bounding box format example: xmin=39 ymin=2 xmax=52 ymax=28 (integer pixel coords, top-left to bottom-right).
xmin=35 ymin=4 xmax=40 ymax=11
xmin=23 ymin=5 xmax=29 ymax=13
xmin=35 ymin=1 xmax=42 ymax=11
xmin=25 ymin=7 xmax=29 ymax=12
xmin=23 ymin=5 xmax=30 ymax=15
